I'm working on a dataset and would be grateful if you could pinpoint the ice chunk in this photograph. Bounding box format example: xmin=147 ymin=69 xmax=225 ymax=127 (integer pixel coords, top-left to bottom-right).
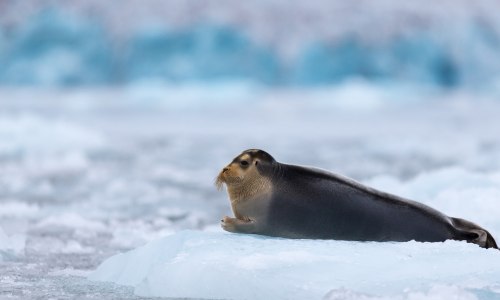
xmin=0 ymin=227 xmax=26 ymax=261
xmin=89 ymin=230 xmax=500 ymax=300
xmin=59 ymin=240 xmax=94 ymax=254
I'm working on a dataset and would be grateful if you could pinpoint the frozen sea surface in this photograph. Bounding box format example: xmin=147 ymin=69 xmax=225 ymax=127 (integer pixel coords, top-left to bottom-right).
xmin=0 ymin=83 xmax=500 ymax=298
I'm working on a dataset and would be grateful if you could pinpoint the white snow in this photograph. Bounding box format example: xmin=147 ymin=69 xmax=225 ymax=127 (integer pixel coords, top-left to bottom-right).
xmin=89 ymin=230 xmax=500 ymax=300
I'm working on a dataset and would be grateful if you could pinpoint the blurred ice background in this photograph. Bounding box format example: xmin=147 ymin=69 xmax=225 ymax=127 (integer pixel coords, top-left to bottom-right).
xmin=1 ymin=1 xmax=500 ymax=299
xmin=2 ymin=0 xmax=500 ymax=87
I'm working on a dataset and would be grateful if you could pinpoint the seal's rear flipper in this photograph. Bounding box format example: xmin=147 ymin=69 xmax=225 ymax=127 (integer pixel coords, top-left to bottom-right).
xmin=451 ymin=217 xmax=499 ymax=249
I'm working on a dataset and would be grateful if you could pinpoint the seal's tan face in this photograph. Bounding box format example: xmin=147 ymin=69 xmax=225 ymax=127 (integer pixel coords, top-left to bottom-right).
xmin=215 ymin=153 xmax=262 ymax=190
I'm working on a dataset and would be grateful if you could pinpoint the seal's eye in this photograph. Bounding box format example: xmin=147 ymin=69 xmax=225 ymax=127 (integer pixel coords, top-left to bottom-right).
xmin=240 ymin=160 xmax=249 ymax=167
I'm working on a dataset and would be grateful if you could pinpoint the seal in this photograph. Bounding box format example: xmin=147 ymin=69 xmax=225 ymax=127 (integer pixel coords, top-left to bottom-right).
xmin=216 ymin=149 xmax=498 ymax=249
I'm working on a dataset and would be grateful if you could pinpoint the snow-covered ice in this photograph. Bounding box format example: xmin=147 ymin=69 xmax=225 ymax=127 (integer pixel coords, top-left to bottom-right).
xmin=1 ymin=84 xmax=500 ymax=298
xmin=89 ymin=230 xmax=500 ymax=300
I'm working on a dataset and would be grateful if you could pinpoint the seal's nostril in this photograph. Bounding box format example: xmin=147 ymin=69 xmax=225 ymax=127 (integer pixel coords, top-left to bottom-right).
xmin=223 ymin=168 xmax=229 ymax=173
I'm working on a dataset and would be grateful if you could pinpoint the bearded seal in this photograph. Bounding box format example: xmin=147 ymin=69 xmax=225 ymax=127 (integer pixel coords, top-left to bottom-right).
xmin=215 ymin=149 xmax=498 ymax=249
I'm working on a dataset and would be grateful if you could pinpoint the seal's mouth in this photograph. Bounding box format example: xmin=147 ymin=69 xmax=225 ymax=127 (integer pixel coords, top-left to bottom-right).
xmin=215 ymin=171 xmax=225 ymax=191
xmin=215 ymin=167 xmax=243 ymax=190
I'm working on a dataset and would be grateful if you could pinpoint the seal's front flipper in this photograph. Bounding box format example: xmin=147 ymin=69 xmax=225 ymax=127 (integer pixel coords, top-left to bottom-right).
xmin=451 ymin=217 xmax=499 ymax=249
xmin=221 ymin=216 xmax=257 ymax=234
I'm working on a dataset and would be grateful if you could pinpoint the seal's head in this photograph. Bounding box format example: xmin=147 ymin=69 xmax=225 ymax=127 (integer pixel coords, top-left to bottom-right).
xmin=215 ymin=149 xmax=276 ymax=191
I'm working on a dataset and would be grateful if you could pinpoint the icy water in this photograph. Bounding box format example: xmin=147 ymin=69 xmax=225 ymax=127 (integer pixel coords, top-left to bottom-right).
xmin=1 ymin=84 xmax=500 ymax=299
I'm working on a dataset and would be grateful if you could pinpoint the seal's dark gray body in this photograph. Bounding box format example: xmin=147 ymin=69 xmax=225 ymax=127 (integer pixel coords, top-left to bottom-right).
xmin=219 ymin=149 xmax=498 ymax=249
xmin=267 ymin=164 xmax=473 ymax=242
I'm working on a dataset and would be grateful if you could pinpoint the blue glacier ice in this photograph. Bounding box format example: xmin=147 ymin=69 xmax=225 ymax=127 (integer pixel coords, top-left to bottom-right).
xmin=387 ymin=34 xmax=458 ymax=87
xmin=293 ymin=35 xmax=458 ymax=87
xmin=125 ymin=25 xmax=280 ymax=84
xmin=292 ymin=38 xmax=373 ymax=85
xmin=0 ymin=9 xmax=112 ymax=86
xmin=454 ymin=23 xmax=500 ymax=87
xmin=1 ymin=6 xmax=500 ymax=88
